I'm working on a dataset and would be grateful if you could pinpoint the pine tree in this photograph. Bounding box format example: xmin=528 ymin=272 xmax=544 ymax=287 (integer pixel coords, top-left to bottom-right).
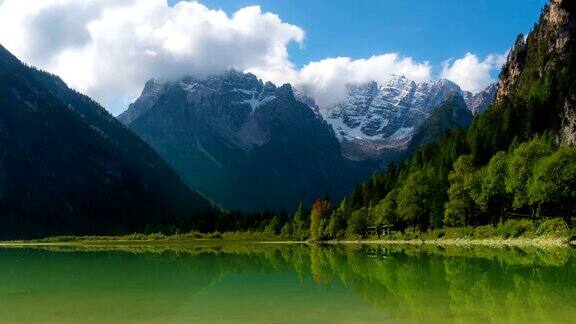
xmin=292 ymin=202 xmax=309 ymax=240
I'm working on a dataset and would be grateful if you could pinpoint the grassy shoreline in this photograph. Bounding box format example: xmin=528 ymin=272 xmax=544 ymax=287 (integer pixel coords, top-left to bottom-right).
xmin=1 ymin=219 xmax=574 ymax=247
xmin=1 ymin=235 xmax=574 ymax=249
xmin=333 ymin=237 xmax=575 ymax=247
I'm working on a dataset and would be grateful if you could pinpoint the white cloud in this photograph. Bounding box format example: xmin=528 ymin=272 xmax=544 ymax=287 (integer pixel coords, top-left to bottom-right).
xmin=0 ymin=0 xmax=304 ymax=114
xmin=440 ymin=52 xmax=507 ymax=93
xmin=0 ymin=0 xmax=506 ymax=114
xmin=283 ymin=54 xmax=432 ymax=108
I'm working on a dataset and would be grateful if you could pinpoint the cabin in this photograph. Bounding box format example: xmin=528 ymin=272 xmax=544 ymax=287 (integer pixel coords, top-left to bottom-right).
xmin=366 ymin=225 xmax=396 ymax=238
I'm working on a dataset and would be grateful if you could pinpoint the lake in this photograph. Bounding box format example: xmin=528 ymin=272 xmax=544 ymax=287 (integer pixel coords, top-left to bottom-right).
xmin=0 ymin=243 xmax=574 ymax=323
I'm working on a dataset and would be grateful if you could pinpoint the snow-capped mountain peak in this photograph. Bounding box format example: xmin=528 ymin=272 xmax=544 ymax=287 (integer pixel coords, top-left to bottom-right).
xmin=314 ymin=75 xmax=496 ymax=160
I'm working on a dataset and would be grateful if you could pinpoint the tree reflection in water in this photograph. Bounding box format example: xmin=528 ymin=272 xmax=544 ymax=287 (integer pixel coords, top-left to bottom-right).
xmin=0 ymin=243 xmax=574 ymax=323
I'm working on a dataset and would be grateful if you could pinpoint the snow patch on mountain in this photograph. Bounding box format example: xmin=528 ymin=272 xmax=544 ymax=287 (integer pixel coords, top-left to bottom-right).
xmin=389 ymin=126 xmax=415 ymax=142
xmin=241 ymin=95 xmax=276 ymax=111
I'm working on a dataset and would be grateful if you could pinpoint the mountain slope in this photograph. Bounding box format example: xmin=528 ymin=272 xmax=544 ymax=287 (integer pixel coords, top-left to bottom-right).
xmin=0 ymin=45 xmax=216 ymax=239
xmin=472 ymin=0 xmax=576 ymax=156
xmin=120 ymin=71 xmax=373 ymax=212
xmin=405 ymin=94 xmax=473 ymax=157
xmin=466 ymin=82 xmax=498 ymax=115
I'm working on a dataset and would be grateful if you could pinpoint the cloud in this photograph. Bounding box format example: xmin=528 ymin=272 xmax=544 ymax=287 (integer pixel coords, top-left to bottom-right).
xmin=440 ymin=52 xmax=507 ymax=93
xmin=286 ymin=54 xmax=432 ymax=108
xmin=0 ymin=0 xmax=304 ymax=114
xmin=0 ymin=0 xmax=506 ymax=113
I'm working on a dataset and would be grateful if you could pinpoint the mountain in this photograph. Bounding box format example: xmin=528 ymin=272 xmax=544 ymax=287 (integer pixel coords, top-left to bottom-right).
xmin=405 ymin=94 xmax=473 ymax=156
xmin=0 ymin=44 xmax=216 ymax=239
xmin=318 ymin=75 xmax=495 ymax=161
xmin=463 ymin=0 xmax=576 ymax=159
xmin=465 ymin=82 xmax=498 ymax=115
xmin=119 ymin=71 xmax=373 ymax=212
xmin=118 ymin=72 xmax=496 ymax=212
xmin=494 ymin=0 xmax=576 ymax=146
xmin=340 ymin=0 xmax=576 ymax=232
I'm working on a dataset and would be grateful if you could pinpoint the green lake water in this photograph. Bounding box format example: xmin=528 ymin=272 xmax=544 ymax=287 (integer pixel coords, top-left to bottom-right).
xmin=0 ymin=243 xmax=574 ymax=323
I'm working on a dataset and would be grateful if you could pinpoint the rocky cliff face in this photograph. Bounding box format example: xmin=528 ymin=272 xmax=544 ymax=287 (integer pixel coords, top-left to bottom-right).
xmin=499 ymin=0 xmax=574 ymax=99
xmin=466 ymin=83 xmax=498 ymax=115
xmin=496 ymin=0 xmax=576 ymax=145
xmin=120 ymin=71 xmax=373 ymax=211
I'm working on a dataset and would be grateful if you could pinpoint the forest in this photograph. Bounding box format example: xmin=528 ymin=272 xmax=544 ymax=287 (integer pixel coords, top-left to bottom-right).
xmin=194 ymin=135 xmax=574 ymax=242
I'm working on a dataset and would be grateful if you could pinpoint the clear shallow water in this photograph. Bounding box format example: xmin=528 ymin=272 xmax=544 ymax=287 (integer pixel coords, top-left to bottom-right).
xmin=0 ymin=243 xmax=575 ymax=324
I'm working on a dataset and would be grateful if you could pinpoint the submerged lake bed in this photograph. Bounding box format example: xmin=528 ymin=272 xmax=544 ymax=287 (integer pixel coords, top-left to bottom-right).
xmin=0 ymin=242 xmax=574 ymax=324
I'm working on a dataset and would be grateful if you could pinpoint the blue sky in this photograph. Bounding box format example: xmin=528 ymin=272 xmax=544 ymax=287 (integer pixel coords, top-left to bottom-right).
xmin=186 ymin=0 xmax=547 ymax=73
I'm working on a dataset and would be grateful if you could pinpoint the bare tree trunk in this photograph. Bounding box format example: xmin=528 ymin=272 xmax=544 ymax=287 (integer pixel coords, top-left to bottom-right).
xmin=562 ymin=203 xmax=573 ymax=228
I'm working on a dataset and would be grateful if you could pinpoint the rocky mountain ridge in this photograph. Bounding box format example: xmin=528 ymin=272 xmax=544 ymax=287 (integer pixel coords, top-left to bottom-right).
xmin=318 ymin=75 xmax=496 ymax=160
xmin=496 ymin=0 xmax=576 ymax=145
xmin=120 ymin=71 xmax=373 ymax=211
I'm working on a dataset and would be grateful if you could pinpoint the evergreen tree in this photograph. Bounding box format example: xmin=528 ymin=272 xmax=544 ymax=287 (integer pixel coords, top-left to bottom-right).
xmin=280 ymin=222 xmax=293 ymax=238
xmin=346 ymin=208 xmax=369 ymax=238
xmin=292 ymin=203 xmax=309 ymax=240
xmin=476 ymin=152 xmax=510 ymax=225
xmin=265 ymin=215 xmax=281 ymax=235
xmin=505 ymin=136 xmax=553 ymax=215
xmin=528 ymin=146 xmax=576 ymax=227
xmin=444 ymin=155 xmax=478 ymax=226
xmin=328 ymin=197 xmax=351 ymax=238
xmin=396 ymin=171 xmax=439 ymax=231
xmin=373 ymin=189 xmax=399 ymax=228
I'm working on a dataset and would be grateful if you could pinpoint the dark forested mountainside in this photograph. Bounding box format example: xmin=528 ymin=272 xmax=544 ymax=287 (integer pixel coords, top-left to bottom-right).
xmin=0 ymin=45 xmax=216 ymax=239
xmin=404 ymin=94 xmax=473 ymax=158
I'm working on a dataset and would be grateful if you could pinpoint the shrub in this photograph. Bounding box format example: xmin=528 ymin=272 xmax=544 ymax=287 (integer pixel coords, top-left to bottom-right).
xmin=535 ymin=218 xmax=570 ymax=238
xmin=472 ymin=225 xmax=495 ymax=239
xmin=206 ymin=232 xmax=222 ymax=240
xmin=495 ymin=220 xmax=534 ymax=238
xmin=422 ymin=229 xmax=445 ymax=240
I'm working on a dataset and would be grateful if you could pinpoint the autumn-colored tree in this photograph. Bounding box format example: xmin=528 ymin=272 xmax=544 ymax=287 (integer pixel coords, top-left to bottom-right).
xmin=309 ymin=199 xmax=333 ymax=242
